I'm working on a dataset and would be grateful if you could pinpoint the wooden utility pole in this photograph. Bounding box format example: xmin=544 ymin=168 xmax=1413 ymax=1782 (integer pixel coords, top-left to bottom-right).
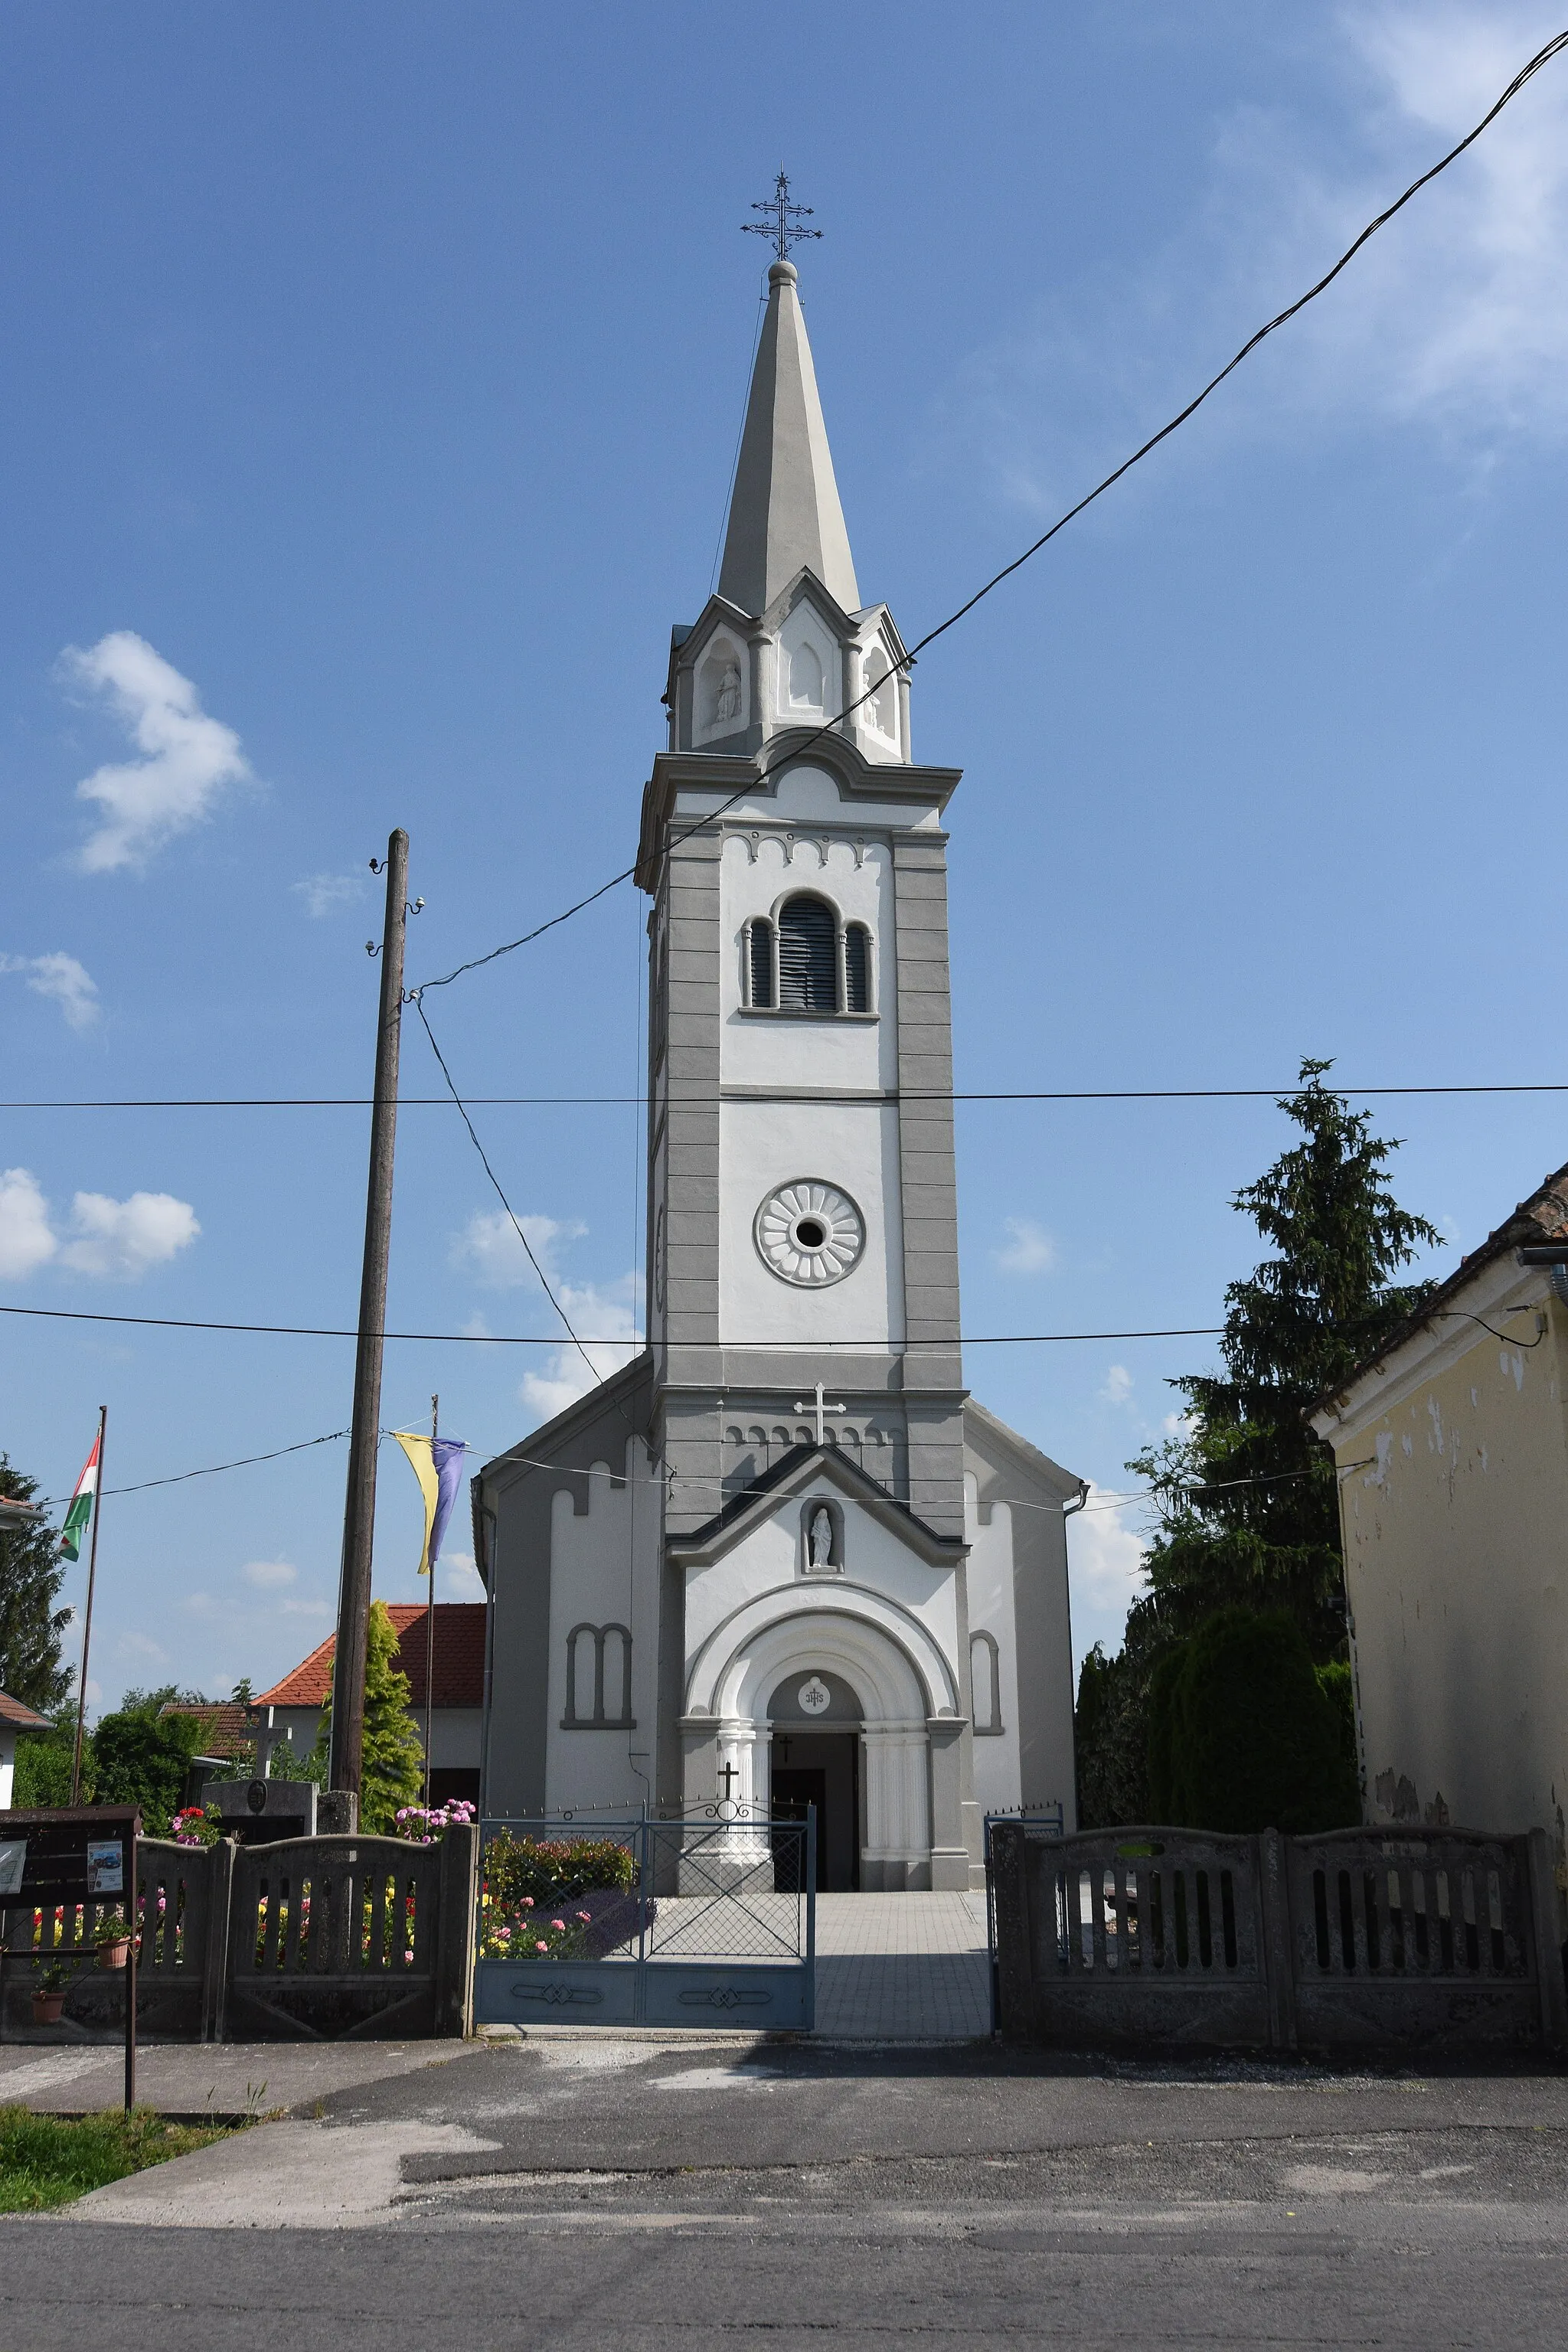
xmin=329 ymin=828 xmax=409 ymax=1807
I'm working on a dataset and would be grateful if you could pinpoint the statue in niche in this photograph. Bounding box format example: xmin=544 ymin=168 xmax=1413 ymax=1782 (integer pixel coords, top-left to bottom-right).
xmin=808 ymin=1504 xmax=835 ymax=1570
xmin=714 ymin=659 xmax=742 ymax=725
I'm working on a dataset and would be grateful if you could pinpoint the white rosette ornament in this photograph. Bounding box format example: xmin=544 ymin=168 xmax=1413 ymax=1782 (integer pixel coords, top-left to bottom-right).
xmin=754 ymin=1181 xmax=865 ymax=1287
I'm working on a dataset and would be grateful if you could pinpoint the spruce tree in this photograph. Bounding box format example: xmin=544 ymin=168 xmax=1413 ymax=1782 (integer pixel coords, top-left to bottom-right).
xmin=1076 ymin=1062 xmax=1437 ymax=1826
xmin=312 ymin=1599 xmax=425 ymax=1831
xmin=0 ymin=1455 xmax=73 ymax=1710
xmin=1129 ymin=1059 xmax=1438 ymax=1660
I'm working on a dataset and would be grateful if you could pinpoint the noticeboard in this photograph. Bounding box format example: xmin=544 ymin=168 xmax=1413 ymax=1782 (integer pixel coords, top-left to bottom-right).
xmin=0 ymin=1806 xmax=142 ymax=1909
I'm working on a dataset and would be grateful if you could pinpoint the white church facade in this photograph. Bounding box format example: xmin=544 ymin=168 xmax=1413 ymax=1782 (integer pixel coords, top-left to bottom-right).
xmin=473 ymin=252 xmax=1083 ymax=1890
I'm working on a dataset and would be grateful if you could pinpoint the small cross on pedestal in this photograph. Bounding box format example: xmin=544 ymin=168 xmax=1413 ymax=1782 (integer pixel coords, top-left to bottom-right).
xmin=794 ymin=1380 xmax=847 ymax=1446
xmin=252 ymin=1715 xmax=295 ymax=1779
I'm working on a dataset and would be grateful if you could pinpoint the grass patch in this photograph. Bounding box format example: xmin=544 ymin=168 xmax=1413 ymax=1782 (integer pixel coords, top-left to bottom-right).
xmin=0 ymin=2104 xmax=230 ymax=2213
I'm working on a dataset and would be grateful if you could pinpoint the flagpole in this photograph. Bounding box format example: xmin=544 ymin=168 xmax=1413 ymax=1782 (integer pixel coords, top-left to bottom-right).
xmin=424 ymin=1393 xmax=438 ymax=1805
xmin=70 ymin=1405 xmax=106 ymax=1806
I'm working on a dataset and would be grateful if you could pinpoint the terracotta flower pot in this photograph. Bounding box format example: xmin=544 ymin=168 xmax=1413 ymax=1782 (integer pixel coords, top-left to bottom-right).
xmin=95 ymin=1938 xmax=130 ymax=1971
xmin=31 ymin=1991 xmax=66 ymax=2024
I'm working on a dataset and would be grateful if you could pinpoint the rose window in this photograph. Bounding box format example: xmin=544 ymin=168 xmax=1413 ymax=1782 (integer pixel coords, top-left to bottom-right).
xmin=754 ymin=1181 xmax=864 ymax=1288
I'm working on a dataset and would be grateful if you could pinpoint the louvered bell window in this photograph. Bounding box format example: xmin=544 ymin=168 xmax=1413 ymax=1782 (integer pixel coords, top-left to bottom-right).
xmin=844 ymin=924 xmax=871 ymax=1014
xmin=777 ymin=896 xmax=838 ymax=1012
xmin=748 ymin=918 xmax=776 ymax=1009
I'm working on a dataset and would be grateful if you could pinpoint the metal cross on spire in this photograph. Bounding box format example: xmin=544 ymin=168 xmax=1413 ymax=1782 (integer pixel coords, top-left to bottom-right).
xmin=743 ymin=170 xmax=822 ymax=263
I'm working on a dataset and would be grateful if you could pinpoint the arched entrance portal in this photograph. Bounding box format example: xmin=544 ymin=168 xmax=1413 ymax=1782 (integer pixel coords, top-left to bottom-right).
xmin=685 ymin=1600 xmax=965 ymax=1891
xmin=768 ymin=1669 xmax=862 ymax=1890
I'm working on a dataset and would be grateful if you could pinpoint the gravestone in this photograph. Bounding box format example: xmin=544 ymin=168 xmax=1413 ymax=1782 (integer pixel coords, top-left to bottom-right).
xmin=204 ymin=1777 xmax=318 ymax=1847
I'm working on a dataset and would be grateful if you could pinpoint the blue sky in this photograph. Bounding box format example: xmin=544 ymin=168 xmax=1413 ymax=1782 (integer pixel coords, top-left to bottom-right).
xmin=3 ymin=3 xmax=1566 ymax=1712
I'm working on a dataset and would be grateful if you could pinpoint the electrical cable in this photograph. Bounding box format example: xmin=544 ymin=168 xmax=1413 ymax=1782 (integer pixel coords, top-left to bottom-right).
xmin=7 ymin=1080 xmax=1568 ymax=1110
xmin=0 ymin=1301 xmax=1223 ymax=1344
xmin=406 ymin=28 xmax=1568 ymax=1001
xmin=33 ymin=1428 xmax=351 ymax=1509
xmin=410 ymin=992 xmax=606 ymax=1390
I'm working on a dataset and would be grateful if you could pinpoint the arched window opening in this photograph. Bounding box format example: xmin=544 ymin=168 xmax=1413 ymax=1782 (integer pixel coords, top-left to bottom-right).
xmin=778 ymin=895 xmax=837 ymax=1011
xmin=563 ymin=1622 xmax=635 ymax=1730
xmin=746 ymin=916 xmax=776 ymax=1009
xmin=844 ymin=923 xmax=871 ymax=1014
xmin=971 ymin=1630 xmax=1003 ymax=1736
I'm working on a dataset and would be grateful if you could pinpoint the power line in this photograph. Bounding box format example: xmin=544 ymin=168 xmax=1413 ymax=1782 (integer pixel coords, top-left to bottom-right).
xmin=0 ymin=1301 xmax=1223 ymax=1346
xmin=7 ymin=1080 xmax=1567 ymax=1111
xmin=34 ymin=1429 xmax=351 ymax=1509
xmin=405 ymin=28 xmax=1568 ymax=1001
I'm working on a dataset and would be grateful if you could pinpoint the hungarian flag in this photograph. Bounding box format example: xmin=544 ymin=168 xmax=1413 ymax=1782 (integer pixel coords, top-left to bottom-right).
xmin=60 ymin=1431 xmax=100 ymax=1562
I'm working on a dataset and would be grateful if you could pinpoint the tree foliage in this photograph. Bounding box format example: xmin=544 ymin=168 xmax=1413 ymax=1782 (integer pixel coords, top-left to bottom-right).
xmin=92 ymin=1690 xmax=209 ymax=1837
xmin=1129 ymin=1060 xmax=1437 ymax=1662
xmin=1145 ymin=1608 xmax=1359 ymax=1834
xmin=313 ymin=1599 xmax=425 ymax=1832
xmin=0 ymin=1455 xmax=73 ymax=1711
xmin=1075 ymin=1063 xmax=1436 ymax=1825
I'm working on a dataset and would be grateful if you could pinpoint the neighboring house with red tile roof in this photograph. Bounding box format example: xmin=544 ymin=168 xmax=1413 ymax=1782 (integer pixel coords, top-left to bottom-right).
xmin=253 ymin=1603 xmax=485 ymax=1803
xmin=0 ymin=1689 xmax=52 ymax=1808
xmin=1310 ymin=1160 xmax=1568 ymax=1847
xmin=157 ymin=1701 xmax=258 ymax=1766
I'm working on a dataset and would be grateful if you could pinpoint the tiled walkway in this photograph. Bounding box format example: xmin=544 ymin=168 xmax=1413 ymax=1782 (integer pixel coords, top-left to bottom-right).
xmin=812 ymin=1892 xmax=992 ymax=2040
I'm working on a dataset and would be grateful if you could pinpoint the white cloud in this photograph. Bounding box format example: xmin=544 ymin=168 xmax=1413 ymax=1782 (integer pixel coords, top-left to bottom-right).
xmin=1100 ymin=1364 xmax=1134 ymax=1406
xmin=520 ymin=1273 xmax=643 ymax=1424
xmin=59 ymin=1189 xmax=200 ymax=1279
xmin=293 ymin=872 xmax=367 ymax=918
xmin=116 ymin=1629 xmax=168 ymax=1663
xmin=943 ymin=6 xmax=1568 ymax=519
xmin=454 ymin=1207 xmax=585 ymax=1289
xmin=240 ymin=1560 xmax=298 ymax=1589
xmin=60 ymin=632 xmax=252 ymax=873
xmin=0 ymin=1168 xmax=58 ymax=1279
xmin=994 ymin=1217 xmax=1056 ymax=1275
xmin=1067 ymin=1487 xmax=1148 ymax=1612
xmin=439 ymin=1551 xmax=485 ymax=1600
xmin=0 ymin=952 xmax=100 ymax=1031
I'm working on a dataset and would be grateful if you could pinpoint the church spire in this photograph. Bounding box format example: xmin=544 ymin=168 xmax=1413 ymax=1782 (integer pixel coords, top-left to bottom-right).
xmin=717 ymin=237 xmax=860 ymax=620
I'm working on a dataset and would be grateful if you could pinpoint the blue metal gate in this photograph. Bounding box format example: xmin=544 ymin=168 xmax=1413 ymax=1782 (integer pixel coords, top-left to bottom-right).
xmin=472 ymin=1811 xmax=815 ymax=2031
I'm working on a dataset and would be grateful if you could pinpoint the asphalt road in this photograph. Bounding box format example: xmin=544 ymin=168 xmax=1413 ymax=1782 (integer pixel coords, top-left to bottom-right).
xmin=6 ymin=2036 xmax=1567 ymax=2347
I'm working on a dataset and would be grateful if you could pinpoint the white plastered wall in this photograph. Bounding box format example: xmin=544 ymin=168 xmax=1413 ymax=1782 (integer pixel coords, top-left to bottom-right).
xmin=962 ymin=1472 xmax=1021 ymax=1817
xmin=544 ymin=1432 xmax=663 ymax=1815
xmin=1325 ymin=1304 xmax=1568 ymax=1848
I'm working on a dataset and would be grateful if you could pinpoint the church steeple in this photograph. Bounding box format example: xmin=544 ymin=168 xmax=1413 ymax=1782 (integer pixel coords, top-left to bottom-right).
xmin=717 ymin=258 xmax=860 ymax=619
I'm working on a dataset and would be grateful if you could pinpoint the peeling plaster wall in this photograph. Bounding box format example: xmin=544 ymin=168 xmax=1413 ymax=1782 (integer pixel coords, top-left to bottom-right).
xmin=1330 ymin=1307 xmax=1568 ymax=1853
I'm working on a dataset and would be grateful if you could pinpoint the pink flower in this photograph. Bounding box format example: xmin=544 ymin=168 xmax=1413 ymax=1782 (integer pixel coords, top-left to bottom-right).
xmin=550 ymin=1919 xmax=566 ymax=1932
xmin=576 ymin=1912 xmax=591 ymax=1924
xmin=520 ymin=1896 xmax=534 ymax=1908
xmin=534 ymin=1939 xmax=549 ymax=1952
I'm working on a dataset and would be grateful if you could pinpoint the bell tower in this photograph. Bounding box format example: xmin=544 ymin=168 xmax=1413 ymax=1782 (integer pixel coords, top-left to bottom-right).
xmin=636 ymin=250 xmax=968 ymax=1563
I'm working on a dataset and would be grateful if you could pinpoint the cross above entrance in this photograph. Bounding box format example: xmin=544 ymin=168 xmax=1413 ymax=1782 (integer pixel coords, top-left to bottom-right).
xmin=794 ymin=1381 xmax=847 ymax=1446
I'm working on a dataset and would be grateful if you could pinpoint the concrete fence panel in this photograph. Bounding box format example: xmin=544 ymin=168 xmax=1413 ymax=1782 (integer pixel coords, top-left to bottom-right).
xmin=992 ymin=1821 xmax=1566 ymax=2056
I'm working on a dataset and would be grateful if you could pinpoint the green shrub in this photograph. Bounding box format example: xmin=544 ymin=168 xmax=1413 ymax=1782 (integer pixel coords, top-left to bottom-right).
xmin=91 ymin=1707 xmax=204 ymax=1837
xmin=13 ymin=1724 xmax=89 ymax=1808
xmin=483 ymin=1831 xmax=637 ymax=1909
xmin=1148 ymin=1607 xmax=1360 ymax=1835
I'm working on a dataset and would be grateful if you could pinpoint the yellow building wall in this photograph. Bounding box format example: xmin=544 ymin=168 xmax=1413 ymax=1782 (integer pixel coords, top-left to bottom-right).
xmin=1332 ymin=1305 xmax=1568 ymax=1855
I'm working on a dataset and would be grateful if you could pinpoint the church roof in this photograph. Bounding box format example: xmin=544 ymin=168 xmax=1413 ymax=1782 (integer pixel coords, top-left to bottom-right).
xmin=253 ymin=1603 xmax=487 ymax=1710
xmin=717 ymin=259 xmax=860 ymax=619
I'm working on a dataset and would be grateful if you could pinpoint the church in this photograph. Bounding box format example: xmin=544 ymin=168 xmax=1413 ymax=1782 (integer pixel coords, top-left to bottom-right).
xmin=472 ymin=243 xmax=1083 ymax=1890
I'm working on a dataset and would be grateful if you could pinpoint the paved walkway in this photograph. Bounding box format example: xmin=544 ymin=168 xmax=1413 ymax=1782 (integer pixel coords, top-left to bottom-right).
xmin=812 ymin=1892 xmax=991 ymax=2039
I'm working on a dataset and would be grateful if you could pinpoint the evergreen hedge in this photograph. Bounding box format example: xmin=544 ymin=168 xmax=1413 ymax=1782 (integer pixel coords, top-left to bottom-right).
xmin=1145 ymin=1606 xmax=1359 ymax=1835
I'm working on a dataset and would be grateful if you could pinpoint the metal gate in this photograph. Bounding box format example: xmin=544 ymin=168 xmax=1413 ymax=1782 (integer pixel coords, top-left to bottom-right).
xmin=983 ymin=1807 xmax=1064 ymax=2034
xmin=472 ymin=1811 xmax=815 ymax=2030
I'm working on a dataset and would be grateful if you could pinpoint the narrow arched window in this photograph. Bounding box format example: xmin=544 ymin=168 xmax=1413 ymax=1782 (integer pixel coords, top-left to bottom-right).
xmin=777 ymin=895 xmax=837 ymax=1011
xmin=563 ymin=1622 xmax=635 ymax=1729
xmin=971 ymin=1630 xmax=1003 ymax=1736
xmin=844 ymin=923 xmax=871 ymax=1014
xmin=746 ymin=916 xmax=776 ymax=1009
